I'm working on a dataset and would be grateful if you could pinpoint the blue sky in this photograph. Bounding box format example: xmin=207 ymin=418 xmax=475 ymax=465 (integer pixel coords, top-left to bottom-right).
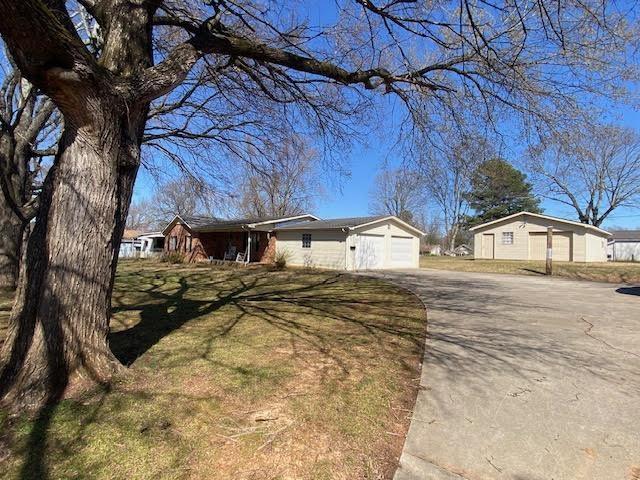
xmin=313 ymin=105 xmax=640 ymax=230
xmin=133 ymin=1 xmax=640 ymax=230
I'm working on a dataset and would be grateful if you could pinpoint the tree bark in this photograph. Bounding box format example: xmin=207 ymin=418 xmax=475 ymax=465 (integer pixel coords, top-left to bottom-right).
xmin=0 ymin=0 xmax=156 ymax=413
xmin=0 ymin=196 xmax=24 ymax=289
xmin=0 ymin=107 xmax=142 ymax=411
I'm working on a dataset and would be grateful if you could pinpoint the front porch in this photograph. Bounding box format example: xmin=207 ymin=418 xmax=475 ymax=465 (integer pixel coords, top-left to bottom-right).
xmin=191 ymin=230 xmax=275 ymax=264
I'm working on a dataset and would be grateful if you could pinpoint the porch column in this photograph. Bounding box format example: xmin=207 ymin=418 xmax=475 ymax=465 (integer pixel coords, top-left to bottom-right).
xmin=246 ymin=231 xmax=251 ymax=264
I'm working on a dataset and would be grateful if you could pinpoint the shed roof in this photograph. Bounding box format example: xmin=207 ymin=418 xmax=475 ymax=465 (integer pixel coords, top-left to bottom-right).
xmin=609 ymin=230 xmax=640 ymax=242
xmin=468 ymin=211 xmax=611 ymax=236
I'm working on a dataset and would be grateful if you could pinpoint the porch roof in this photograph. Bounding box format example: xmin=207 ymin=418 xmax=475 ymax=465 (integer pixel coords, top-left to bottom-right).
xmin=162 ymin=213 xmax=318 ymax=235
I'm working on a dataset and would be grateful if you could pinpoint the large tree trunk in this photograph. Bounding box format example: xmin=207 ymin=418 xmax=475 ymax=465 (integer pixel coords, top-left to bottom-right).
xmin=0 ymin=112 xmax=141 ymax=411
xmin=0 ymin=196 xmax=25 ymax=289
xmin=0 ymin=0 xmax=157 ymax=413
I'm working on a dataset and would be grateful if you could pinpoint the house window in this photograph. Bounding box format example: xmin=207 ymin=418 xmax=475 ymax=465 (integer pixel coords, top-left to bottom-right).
xmin=186 ymin=236 xmax=192 ymax=252
xmin=302 ymin=233 xmax=312 ymax=248
xmin=502 ymin=232 xmax=514 ymax=245
xmin=170 ymin=236 xmax=177 ymax=251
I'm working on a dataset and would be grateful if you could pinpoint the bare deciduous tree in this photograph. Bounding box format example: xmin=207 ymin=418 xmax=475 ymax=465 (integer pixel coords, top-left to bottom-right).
xmin=128 ymin=176 xmax=222 ymax=230
xmin=125 ymin=199 xmax=155 ymax=231
xmin=235 ymin=136 xmax=321 ymax=218
xmin=530 ymin=124 xmax=640 ymax=227
xmin=418 ymin=130 xmax=494 ymax=251
xmin=0 ymin=0 xmax=635 ymax=411
xmin=369 ymin=167 xmax=425 ymax=224
xmin=0 ymin=50 xmax=59 ymax=289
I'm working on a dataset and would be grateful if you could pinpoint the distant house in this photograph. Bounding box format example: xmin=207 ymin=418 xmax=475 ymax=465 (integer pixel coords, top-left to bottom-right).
xmin=608 ymin=230 xmax=640 ymax=262
xmin=119 ymin=230 xmax=142 ymax=258
xmin=119 ymin=230 xmax=165 ymax=259
xmin=162 ymin=214 xmax=424 ymax=270
xmin=421 ymin=244 xmax=442 ymax=256
xmin=470 ymin=211 xmax=611 ymax=262
xmin=448 ymin=244 xmax=472 ymax=257
xmin=138 ymin=232 xmax=165 ymax=258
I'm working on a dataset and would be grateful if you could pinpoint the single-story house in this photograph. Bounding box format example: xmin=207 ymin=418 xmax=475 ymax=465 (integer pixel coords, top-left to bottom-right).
xmin=119 ymin=229 xmax=142 ymax=258
xmin=607 ymin=230 xmax=640 ymax=262
xmin=276 ymin=215 xmax=424 ymax=270
xmin=446 ymin=244 xmax=472 ymax=257
xmin=470 ymin=211 xmax=611 ymax=262
xmin=162 ymin=214 xmax=318 ymax=263
xmin=421 ymin=244 xmax=442 ymax=256
xmin=138 ymin=232 xmax=165 ymax=258
xmin=162 ymin=214 xmax=424 ymax=270
xmin=120 ymin=230 xmax=166 ymax=258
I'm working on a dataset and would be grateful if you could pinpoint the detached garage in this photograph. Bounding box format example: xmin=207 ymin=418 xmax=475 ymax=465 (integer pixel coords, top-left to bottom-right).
xmin=471 ymin=211 xmax=611 ymax=262
xmin=275 ymin=216 xmax=424 ymax=270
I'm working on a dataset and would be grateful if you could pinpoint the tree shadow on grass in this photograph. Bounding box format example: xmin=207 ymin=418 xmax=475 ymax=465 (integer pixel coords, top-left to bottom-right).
xmin=109 ymin=268 xmax=426 ymax=375
xmin=109 ymin=272 xmax=262 ymax=365
xmin=5 ymin=266 xmax=427 ymax=480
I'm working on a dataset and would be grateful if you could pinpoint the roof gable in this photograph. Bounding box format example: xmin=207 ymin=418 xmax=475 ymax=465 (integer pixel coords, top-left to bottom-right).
xmin=276 ymin=215 xmax=425 ymax=236
xmin=469 ymin=211 xmax=611 ymax=236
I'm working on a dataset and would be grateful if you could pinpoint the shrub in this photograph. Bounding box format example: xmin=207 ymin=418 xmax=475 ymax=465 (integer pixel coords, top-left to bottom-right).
xmin=274 ymin=250 xmax=288 ymax=270
xmin=162 ymin=251 xmax=185 ymax=264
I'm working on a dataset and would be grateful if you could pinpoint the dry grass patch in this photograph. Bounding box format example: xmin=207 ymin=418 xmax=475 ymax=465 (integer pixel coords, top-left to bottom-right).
xmin=420 ymin=255 xmax=640 ymax=283
xmin=0 ymin=261 xmax=427 ymax=480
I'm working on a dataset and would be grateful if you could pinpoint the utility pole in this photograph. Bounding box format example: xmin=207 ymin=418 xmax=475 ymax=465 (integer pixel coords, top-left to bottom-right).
xmin=546 ymin=226 xmax=553 ymax=275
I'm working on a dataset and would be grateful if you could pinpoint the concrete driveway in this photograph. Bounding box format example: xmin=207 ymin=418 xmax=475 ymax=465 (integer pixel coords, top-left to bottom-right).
xmin=371 ymin=269 xmax=640 ymax=480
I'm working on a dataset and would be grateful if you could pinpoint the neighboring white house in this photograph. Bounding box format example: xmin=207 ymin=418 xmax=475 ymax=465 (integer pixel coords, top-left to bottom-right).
xmin=275 ymin=215 xmax=424 ymax=270
xmin=138 ymin=232 xmax=165 ymax=258
xmin=448 ymin=244 xmax=472 ymax=257
xmin=120 ymin=230 xmax=166 ymax=258
xmin=607 ymin=230 xmax=640 ymax=262
xmin=119 ymin=230 xmax=142 ymax=258
xmin=470 ymin=211 xmax=611 ymax=262
xmin=421 ymin=244 xmax=442 ymax=256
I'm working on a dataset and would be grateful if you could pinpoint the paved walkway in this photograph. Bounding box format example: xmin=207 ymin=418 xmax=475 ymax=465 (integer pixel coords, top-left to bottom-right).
xmin=370 ymin=269 xmax=640 ymax=480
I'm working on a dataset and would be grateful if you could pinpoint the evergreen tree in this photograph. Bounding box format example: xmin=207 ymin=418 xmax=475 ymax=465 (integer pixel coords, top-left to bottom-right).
xmin=466 ymin=158 xmax=541 ymax=226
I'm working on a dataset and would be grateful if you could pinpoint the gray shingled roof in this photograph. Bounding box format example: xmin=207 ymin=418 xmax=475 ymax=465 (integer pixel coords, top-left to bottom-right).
xmin=610 ymin=230 xmax=640 ymax=242
xmin=276 ymin=215 xmax=388 ymax=230
xmin=179 ymin=214 xmax=314 ymax=231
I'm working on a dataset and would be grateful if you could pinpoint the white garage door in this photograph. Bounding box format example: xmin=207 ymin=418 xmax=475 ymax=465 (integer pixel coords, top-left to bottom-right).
xmin=529 ymin=232 xmax=572 ymax=261
xmin=356 ymin=234 xmax=385 ymax=269
xmin=391 ymin=236 xmax=413 ymax=268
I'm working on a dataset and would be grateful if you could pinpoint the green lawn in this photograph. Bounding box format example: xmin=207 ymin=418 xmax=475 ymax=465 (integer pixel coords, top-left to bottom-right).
xmin=420 ymin=255 xmax=640 ymax=283
xmin=0 ymin=261 xmax=427 ymax=480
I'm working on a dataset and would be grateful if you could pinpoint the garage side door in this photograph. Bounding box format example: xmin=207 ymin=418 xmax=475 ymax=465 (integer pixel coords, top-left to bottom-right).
xmin=356 ymin=234 xmax=385 ymax=269
xmin=391 ymin=236 xmax=413 ymax=268
xmin=482 ymin=234 xmax=494 ymax=259
xmin=529 ymin=232 xmax=572 ymax=261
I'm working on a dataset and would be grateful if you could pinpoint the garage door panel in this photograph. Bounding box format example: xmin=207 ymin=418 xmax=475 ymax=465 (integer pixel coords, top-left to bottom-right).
xmin=391 ymin=236 xmax=413 ymax=268
xmin=529 ymin=232 xmax=572 ymax=261
xmin=356 ymin=234 xmax=384 ymax=269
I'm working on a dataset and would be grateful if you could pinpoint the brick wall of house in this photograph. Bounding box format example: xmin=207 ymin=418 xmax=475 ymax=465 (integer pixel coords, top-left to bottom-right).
xmin=260 ymin=233 xmax=277 ymax=264
xmin=164 ymin=222 xmax=208 ymax=262
xmin=164 ymin=221 xmax=279 ymax=264
xmin=165 ymin=222 xmax=251 ymax=263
